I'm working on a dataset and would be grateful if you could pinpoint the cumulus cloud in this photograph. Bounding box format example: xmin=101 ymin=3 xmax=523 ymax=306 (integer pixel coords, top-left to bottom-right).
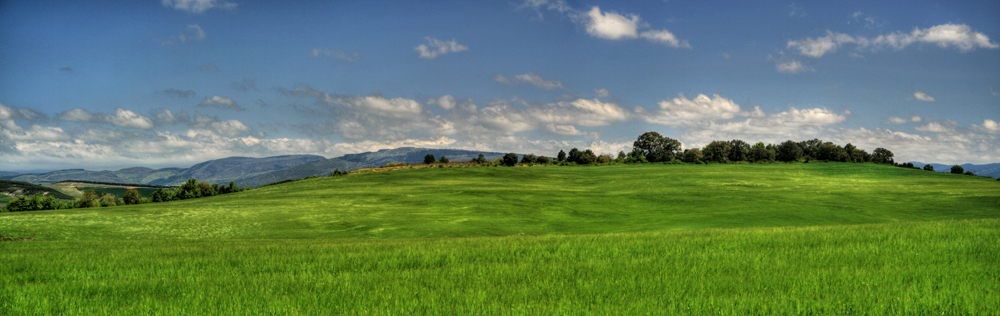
xmin=640 ymin=94 xmax=745 ymax=127
xmin=975 ymin=119 xmax=1000 ymax=133
xmin=788 ymin=24 xmax=998 ymax=58
xmin=427 ymin=95 xmax=457 ymax=110
xmin=198 ymin=95 xmax=244 ymax=111
xmin=527 ymin=98 xmax=630 ymax=127
xmin=161 ymin=0 xmax=236 ymax=14
xmin=211 ymin=119 xmax=252 ymax=137
xmin=56 ymin=108 xmax=154 ymax=129
xmin=163 ymin=89 xmax=196 ymax=98
xmin=912 ymin=116 xmax=922 ymax=123
xmin=913 ymin=90 xmax=935 ymax=102
xmin=415 ymin=37 xmax=468 ymax=59
xmin=582 ymin=6 xmax=640 ymax=40
xmin=308 ymin=48 xmax=359 ymax=63
xmin=915 ymin=122 xmax=953 ymax=133
xmin=639 ymin=29 xmax=691 ymax=48
xmin=888 ymin=117 xmax=907 ymax=124
xmin=775 ymin=60 xmax=814 ymax=73
xmin=493 ymin=74 xmax=512 ymax=84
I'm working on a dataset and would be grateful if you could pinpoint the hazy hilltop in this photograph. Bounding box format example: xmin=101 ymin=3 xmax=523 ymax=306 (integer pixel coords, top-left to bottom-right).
xmin=909 ymin=162 xmax=1000 ymax=178
xmin=148 ymin=155 xmax=326 ymax=186
xmin=235 ymin=148 xmax=510 ymax=187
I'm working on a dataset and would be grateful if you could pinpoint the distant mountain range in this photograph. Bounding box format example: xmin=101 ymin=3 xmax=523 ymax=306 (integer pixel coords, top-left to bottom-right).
xmin=907 ymin=162 xmax=1000 ymax=178
xmin=1 ymin=148 xmax=509 ymax=187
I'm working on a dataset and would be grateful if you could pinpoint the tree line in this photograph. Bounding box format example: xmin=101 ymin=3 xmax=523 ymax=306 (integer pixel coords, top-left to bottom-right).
xmin=2 ymin=178 xmax=248 ymax=213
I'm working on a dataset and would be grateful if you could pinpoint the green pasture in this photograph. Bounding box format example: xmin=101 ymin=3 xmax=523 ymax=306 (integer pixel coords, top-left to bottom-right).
xmin=1 ymin=219 xmax=997 ymax=314
xmin=1 ymin=163 xmax=997 ymax=314
xmin=1 ymin=163 xmax=997 ymax=240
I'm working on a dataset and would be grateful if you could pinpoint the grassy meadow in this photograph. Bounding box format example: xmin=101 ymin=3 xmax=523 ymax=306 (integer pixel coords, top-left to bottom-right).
xmin=1 ymin=163 xmax=998 ymax=314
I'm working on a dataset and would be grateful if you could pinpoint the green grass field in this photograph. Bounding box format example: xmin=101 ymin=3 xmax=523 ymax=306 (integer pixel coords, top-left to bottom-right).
xmin=1 ymin=163 xmax=998 ymax=314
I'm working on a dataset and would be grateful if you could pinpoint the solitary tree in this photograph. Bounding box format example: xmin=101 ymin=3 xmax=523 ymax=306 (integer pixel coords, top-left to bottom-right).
xmin=502 ymin=153 xmax=519 ymax=166
xmin=633 ymin=131 xmax=682 ymax=162
xmin=476 ymin=154 xmax=487 ymax=164
xmin=871 ymin=148 xmax=894 ymax=164
xmin=424 ymin=154 xmax=436 ymax=164
xmin=123 ymin=189 xmax=142 ymax=205
xmin=951 ymin=165 xmax=964 ymax=174
xmin=439 ymin=156 xmax=449 ymax=163
xmin=924 ymin=164 xmax=935 ymax=171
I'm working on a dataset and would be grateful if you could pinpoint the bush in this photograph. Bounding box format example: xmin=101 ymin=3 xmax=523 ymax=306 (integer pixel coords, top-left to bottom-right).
xmin=951 ymin=165 xmax=964 ymax=174
xmin=439 ymin=156 xmax=450 ymax=164
xmin=502 ymin=153 xmax=519 ymax=166
xmin=964 ymin=171 xmax=975 ymax=176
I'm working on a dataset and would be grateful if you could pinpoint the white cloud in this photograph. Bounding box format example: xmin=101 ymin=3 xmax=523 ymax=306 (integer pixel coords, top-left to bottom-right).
xmin=476 ymin=99 xmax=535 ymax=134
xmin=915 ymin=122 xmax=952 ymax=133
xmin=493 ymin=74 xmax=512 ymax=84
xmin=415 ymin=37 xmax=468 ymax=59
xmin=594 ymin=88 xmax=611 ymax=98
xmin=211 ymin=119 xmax=252 ymax=137
xmin=914 ymin=90 xmax=935 ymax=102
xmin=545 ymin=124 xmax=587 ymax=136
xmin=788 ymin=24 xmax=998 ymax=58
xmin=178 ymin=25 xmax=206 ymax=42
xmin=787 ymin=30 xmax=857 ymax=58
xmin=975 ymin=119 xmax=1000 ymax=133
xmin=911 ymin=116 xmax=922 ymax=123
xmin=640 ymin=94 xmax=744 ymax=127
xmin=512 ymin=72 xmax=566 ymax=90
xmin=639 ymin=29 xmax=691 ymax=48
xmin=198 ymin=95 xmax=244 ymax=111
xmin=108 ymin=109 xmax=155 ymax=129
xmin=427 ymin=95 xmax=456 ymax=110
xmin=518 ymin=0 xmax=571 ymax=19
xmin=152 ymin=109 xmax=189 ymax=124
xmin=528 ymin=98 xmax=630 ymax=127
xmin=328 ymin=95 xmax=424 ymax=118
xmin=775 ymin=60 xmax=814 ymax=73
xmin=888 ymin=117 xmax=907 ymax=124
xmin=308 ymin=48 xmax=359 ymax=63
xmin=56 ymin=108 xmax=154 ymax=129
xmin=161 ymin=0 xmax=236 ymax=14
xmin=582 ymin=6 xmax=640 ymax=40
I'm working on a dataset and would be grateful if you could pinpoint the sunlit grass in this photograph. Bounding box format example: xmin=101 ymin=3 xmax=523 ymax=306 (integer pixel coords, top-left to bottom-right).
xmin=2 ymin=219 xmax=996 ymax=314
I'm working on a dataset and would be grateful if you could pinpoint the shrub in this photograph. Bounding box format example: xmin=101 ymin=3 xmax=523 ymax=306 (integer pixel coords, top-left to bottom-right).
xmin=964 ymin=171 xmax=975 ymax=176
xmin=439 ymin=156 xmax=450 ymax=164
xmin=502 ymin=153 xmax=519 ymax=166
xmin=951 ymin=165 xmax=964 ymax=174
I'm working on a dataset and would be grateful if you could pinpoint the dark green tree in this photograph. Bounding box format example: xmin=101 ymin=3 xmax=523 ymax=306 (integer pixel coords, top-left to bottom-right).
xmin=964 ymin=171 xmax=975 ymax=176
xmin=871 ymin=148 xmax=894 ymax=164
xmin=439 ymin=156 xmax=449 ymax=163
xmin=727 ymin=140 xmax=750 ymax=162
xmin=633 ymin=131 xmax=682 ymax=162
xmin=557 ymin=150 xmax=566 ymax=162
xmin=924 ymin=164 xmax=935 ymax=171
xmin=776 ymin=140 xmax=804 ymax=162
xmin=681 ymin=148 xmax=703 ymax=163
xmin=123 ymin=189 xmax=142 ymax=205
xmin=702 ymin=141 xmax=732 ymax=163
xmin=502 ymin=153 xmax=519 ymax=166
xmin=477 ymin=154 xmax=487 ymax=164
xmin=951 ymin=165 xmax=964 ymax=174
xmin=536 ymin=156 xmax=550 ymax=164
xmin=520 ymin=153 xmax=536 ymax=164
xmin=424 ymin=154 xmax=436 ymax=164
xmin=749 ymin=147 xmax=775 ymax=163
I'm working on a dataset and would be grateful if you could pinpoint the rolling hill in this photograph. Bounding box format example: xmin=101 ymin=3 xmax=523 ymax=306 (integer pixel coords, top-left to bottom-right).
xmin=0 ymin=180 xmax=74 ymax=201
xmin=147 ymin=155 xmax=326 ymax=186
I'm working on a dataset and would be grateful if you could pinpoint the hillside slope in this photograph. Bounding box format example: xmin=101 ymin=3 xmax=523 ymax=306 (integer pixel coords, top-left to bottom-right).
xmin=149 ymin=155 xmax=326 ymax=185
xmin=0 ymin=180 xmax=74 ymax=200
xmin=234 ymin=148 xmax=509 ymax=187
xmin=3 ymin=163 xmax=997 ymax=241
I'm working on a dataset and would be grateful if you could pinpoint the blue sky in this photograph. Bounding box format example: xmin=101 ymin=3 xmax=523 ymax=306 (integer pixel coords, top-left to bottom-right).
xmin=1 ymin=0 xmax=998 ymax=171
